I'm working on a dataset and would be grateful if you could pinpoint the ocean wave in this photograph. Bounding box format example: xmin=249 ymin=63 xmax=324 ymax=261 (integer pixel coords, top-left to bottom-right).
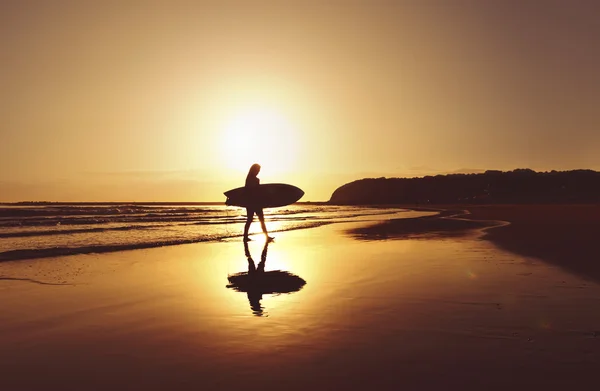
xmin=0 ymin=205 xmax=362 ymax=220
xmin=0 ymin=205 xmax=221 ymax=218
xmin=0 ymin=224 xmax=163 ymax=238
xmin=0 ymin=221 xmax=332 ymax=262
xmin=0 ymin=213 xmax=233 ymax=227
xmin=0 ymin=208 xmax=395 ymax=229
xmin=0 ymin=205 xmax=415 ymax=262
xmin=0 ymin=218 xmax=252 ymax=238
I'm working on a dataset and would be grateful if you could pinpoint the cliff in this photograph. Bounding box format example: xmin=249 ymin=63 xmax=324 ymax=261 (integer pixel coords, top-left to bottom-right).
xmin=329 ymin=169 xmax=600 ymax=204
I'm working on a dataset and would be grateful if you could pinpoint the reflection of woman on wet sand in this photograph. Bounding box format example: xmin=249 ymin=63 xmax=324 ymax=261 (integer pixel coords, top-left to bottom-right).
xmin=227 ymin=240 xmax=306 ymax=317
xmin=243 ymin=164 xmax=273 ymax=242
xmin=244 ymin=240 xmax=269 ymax=315
xmin=245 ymin=237 xmax=268 ymax=275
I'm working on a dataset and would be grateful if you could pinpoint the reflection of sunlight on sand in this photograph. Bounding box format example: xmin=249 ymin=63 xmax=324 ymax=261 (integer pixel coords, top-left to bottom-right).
xmin=232 ymin=228 xmax=422 ymax=324
xmin=250 ymin=223 xmax=598 ymax=349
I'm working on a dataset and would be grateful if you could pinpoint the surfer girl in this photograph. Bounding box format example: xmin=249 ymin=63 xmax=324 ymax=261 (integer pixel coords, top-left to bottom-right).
xmin=243 ymin=163 xmax=273 ymax=242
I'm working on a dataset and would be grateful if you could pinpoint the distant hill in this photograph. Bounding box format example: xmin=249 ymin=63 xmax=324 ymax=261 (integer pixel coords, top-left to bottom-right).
xmin=329 ymin=169 xmax=600 ymax=204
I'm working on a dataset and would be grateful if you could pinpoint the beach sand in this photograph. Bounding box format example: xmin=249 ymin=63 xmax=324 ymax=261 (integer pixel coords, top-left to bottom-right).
xmin=1 ymin=206 xmax=599 ymax=390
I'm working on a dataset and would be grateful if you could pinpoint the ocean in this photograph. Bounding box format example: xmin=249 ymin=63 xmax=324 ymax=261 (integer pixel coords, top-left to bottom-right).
xmin=0 ymin=204 xmax=427 ymax=261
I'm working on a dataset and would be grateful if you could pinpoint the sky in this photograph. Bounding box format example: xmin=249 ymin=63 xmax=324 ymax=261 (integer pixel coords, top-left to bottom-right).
xmin=1 ymin=0 xmax=599 ymax=202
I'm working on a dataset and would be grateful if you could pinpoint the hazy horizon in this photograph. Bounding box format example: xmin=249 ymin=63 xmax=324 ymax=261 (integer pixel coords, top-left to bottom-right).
xmin=2 ymin=167 xmax=597 ymax=204
xmin=3 ymin=1 xmax=599 ymax=202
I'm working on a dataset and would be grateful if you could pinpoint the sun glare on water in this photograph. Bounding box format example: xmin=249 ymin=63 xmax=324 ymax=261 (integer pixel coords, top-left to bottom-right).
xmin=220 ymin=107 xmax=301 ymax=175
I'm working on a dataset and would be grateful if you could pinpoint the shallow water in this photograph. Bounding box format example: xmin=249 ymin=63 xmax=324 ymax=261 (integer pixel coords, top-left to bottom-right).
xmin=0 ymin=204 xmax=433 ymax=260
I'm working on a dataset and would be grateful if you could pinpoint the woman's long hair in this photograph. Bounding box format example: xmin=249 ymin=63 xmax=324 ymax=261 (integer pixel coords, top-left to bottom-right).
xmin=246 ymin=164 xmax=261 ymax=180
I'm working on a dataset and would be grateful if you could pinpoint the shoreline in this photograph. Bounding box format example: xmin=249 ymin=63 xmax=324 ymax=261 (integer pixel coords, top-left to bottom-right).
xmin=0 ymin=208 xmax=430 ymax=263
xmin=4 ymin=203 xmax=598 ymax=284
xmin=348 ymin=204 xmax=600 ymax=283
xmin=461 ymin=204 xmax=600 ymax=283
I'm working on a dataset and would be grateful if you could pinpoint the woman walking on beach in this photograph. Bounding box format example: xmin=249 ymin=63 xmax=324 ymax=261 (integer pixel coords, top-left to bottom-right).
xmin=243 ymin=163 xmax=273 ymax=242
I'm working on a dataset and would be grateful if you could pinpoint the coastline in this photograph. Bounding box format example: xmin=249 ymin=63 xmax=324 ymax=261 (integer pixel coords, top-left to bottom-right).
xmin=348 ymin=204 xmax=600 ymax=283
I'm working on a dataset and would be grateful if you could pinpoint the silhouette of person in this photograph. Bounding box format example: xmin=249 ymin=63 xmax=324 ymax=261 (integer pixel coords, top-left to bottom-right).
xmin=243 ymin=163 xmax=273 ymax=242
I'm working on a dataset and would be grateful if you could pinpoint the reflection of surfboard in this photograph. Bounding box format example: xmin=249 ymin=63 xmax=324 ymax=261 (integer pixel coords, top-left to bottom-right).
xmin=227 ymin=270 xmax=306 ymax=294
xmin=224 ymin=183 xmax=304 ymax=208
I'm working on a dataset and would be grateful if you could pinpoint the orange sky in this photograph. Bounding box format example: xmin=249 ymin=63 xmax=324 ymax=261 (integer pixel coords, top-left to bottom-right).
xmin=2 ymin=1 xmax=599 ymax=202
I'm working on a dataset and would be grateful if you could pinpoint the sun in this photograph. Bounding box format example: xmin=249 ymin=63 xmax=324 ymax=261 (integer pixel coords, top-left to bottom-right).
xmin=220 ymin=106 xmax=301 ymax=175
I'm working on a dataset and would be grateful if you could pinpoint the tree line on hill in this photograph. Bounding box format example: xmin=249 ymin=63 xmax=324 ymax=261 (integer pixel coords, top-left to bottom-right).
xmin=328 ymin=169 xmax=600 ymax=204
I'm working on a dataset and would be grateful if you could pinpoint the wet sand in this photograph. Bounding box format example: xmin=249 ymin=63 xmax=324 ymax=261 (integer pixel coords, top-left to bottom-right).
xmin=463 ymin=204 xmax=600 ymax=283
xmin=351 ymin=204 xmax=600 ymax=282
xmin=1 ymin=209 xmax=600 ymax=390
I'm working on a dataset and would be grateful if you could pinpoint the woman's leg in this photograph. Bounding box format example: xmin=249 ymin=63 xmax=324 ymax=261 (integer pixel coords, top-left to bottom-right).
xmin=243 ymin=208 xmax=254 ymax=241
xmin=256 ymin=209 xmax=272 ymax=240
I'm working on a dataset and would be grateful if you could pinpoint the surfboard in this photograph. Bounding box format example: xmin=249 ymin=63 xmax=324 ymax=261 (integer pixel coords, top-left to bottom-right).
xmin=224 ymin=183 xmax=304 ymax=208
